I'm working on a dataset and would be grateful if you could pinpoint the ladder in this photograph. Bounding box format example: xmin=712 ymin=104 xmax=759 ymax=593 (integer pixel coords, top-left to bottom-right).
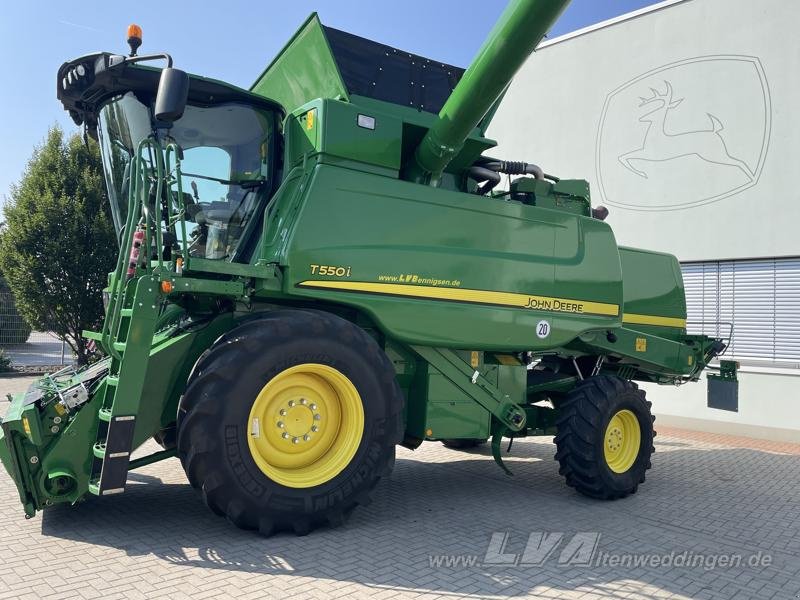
xmin=87 ymin=276 xmax=161 ymax=496
xmin=83 ymin=136 xmax=183 ymax=496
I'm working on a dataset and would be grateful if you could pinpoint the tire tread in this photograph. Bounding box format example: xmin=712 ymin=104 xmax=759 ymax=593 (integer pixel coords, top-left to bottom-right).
xmin=554 ymin=375 xmax=655 ymax=500
xmin=176 ymin=309 xmax=404 ymax=535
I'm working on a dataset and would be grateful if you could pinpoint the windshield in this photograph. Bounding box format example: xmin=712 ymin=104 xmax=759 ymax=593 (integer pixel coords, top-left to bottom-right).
xmin=97 ymin=93 xmax=150 ymax=232
xmin=97 ymin=91 xmax=276 ymax=261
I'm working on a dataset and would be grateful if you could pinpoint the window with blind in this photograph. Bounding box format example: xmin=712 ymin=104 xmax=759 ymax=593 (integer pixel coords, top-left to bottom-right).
xmin=681 ymin=258 xmax=800 ymax=367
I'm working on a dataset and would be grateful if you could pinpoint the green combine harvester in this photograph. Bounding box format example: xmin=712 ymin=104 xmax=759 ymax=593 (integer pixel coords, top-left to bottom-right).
xmin=0 ymin=0 xmax=732 ymax=535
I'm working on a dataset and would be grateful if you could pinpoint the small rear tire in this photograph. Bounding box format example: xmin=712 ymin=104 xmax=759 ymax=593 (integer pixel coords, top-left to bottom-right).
xmin=176 ymin=309 xmax=404 ymax=535
xmin=554 ymin=375 xmax=655 ymax=499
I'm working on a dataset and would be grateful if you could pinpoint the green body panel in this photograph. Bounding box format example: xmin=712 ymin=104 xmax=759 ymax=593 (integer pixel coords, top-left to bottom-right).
xmin=412 ymin=346 xmax=526 ymax=432
xmin=425 ymin=371 xmax=492 ymax=440
xmin=280 ymin=96 xmax=497 ymax=182
xmin=251 ymin=13 xmax=349 ymax=114
xmin=572 ymin=327 xmax=695 ymax=377
xmin=0 ymin=403 xmax=42 ymax=515
xmin=401 ymin=350 xmax=525 ymax=442
xmin=269 ymin=162 xmax=623 ymax=351
xmin=510 ymin=177 xmax=591 ymax=216
xmin=133 ymin=314 xmax=235 ymax=448
xmin=284 ymin=99 xmax=403 ymax=174
xmin=351 ymin=95 xmax=498 ymax=176
xmin=619 ymin=246 xmax=687 ymax=337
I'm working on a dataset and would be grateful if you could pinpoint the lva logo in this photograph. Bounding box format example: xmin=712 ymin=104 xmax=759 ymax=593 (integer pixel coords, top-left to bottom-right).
xmin=595 ymin=56 xmax=771 ymax=211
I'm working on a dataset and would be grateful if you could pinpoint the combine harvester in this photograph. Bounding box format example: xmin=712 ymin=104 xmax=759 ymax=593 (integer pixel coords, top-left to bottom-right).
xmin=0 ymin=0 xmax=733 ymax=535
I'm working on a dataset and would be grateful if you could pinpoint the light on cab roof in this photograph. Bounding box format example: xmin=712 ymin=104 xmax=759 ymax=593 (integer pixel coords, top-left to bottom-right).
xmin=127 ymin=24 xmax=142 ymax=57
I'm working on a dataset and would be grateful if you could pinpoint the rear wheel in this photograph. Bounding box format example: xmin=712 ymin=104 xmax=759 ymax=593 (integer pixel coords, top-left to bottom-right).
xmin=176 ymin=309 xmax=404 ymax=535
xmin=554 ymin=375 xmax=655 ymax=499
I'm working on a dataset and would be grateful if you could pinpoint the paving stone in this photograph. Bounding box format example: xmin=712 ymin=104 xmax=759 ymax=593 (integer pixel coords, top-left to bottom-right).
xmin=1 ymin=378 xmax=799 ymax=599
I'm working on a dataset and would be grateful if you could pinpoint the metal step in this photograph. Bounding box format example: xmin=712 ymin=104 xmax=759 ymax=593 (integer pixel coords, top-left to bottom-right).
xmin=92 ymin=442 xmax=106 ymax=460
xmin=95 ymin=415 xmax=136 ymax=496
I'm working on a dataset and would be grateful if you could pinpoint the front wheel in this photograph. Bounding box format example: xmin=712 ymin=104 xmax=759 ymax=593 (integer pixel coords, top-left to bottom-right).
xmin=554 ymin=375 xmax=655 ymax=499
xmin=176 ymin=309 xmax=404 ymax=535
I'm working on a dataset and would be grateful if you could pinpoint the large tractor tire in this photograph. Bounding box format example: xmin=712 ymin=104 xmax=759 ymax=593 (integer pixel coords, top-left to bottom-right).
xmin=176 ymin=309 xmax=404 ymax=535
xmin=554 ymin=375 xmax=655 ymax=499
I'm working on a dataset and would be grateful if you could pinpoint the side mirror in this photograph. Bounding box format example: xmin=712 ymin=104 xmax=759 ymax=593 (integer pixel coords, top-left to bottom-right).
xmin=154 ymin=67 xmax=189 ymax=123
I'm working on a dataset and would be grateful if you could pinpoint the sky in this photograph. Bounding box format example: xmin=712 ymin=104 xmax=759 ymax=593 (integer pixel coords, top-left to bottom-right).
xmin=0 ymin=0 xmax=661 ymax=204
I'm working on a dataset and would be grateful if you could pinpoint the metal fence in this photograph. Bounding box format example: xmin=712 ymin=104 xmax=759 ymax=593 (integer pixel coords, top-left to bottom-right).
xmin=2 ymin=331 xmax=73 ymax=367
xmin=0 ymin=291 xmax=74 ymax=368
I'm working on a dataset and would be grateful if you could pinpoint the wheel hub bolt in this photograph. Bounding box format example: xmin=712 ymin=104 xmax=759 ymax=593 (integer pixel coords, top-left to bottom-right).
xmin=607 ymin=429 xmax=622 ymax=450
xmin=311 ymin=425 xmax=318 ymax=432
xmin=282 ymin=432 xmax=289 ymax=439
xmin=310 ymin=403 xmax=317 ymax=410
xmin=279 ymin=409 xmax=287 ymax=416
xmin=303 ymin=434 xmax=311 ymax=441
xmin=292 ymin=437 xmax=299 ymax=444
xmin=288 ymin=400 xmax=295 ymax=407
xmin=314 ymin=414 xmax=321 ymax=421
xmin=300 ymin=398 xmax=306 ymax=405
xmin=277 ymin=421 xmax=284 ymax=429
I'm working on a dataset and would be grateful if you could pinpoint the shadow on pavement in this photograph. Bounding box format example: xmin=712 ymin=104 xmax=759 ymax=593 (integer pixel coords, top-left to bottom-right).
xmin=40 ymin=440 xmax=800 ymax=599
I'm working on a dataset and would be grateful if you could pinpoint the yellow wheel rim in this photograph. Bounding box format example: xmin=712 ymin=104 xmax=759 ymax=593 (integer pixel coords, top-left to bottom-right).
xmin=603 ymin=409 xmax=641 ymax=474
xmin=246 ymin=363 xmax=364 ymax=488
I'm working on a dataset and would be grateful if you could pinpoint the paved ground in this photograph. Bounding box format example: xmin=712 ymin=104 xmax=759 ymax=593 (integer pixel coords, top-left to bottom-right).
xmin=1 ymin=376 xmax=799 ymax=600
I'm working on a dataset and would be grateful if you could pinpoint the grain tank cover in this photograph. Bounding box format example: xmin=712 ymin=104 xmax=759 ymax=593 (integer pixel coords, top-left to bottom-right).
xmin=251 ymin=14 xmax=499 ymax=130
xmin=321 ymin=25 xmax=463 ymax=114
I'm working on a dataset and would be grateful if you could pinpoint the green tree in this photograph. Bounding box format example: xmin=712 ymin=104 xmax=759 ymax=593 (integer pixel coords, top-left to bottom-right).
xmin=0 ymin=126 xmax=117 ymax=365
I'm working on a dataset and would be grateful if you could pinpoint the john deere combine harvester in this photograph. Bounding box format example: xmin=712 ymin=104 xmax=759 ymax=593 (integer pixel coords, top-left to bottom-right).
xmin=0 ymin=0 xmax=731 ymax=535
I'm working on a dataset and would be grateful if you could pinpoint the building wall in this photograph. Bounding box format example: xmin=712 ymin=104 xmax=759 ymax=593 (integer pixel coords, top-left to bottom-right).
xmin=487 ymin=0 xmax=799 ymax=439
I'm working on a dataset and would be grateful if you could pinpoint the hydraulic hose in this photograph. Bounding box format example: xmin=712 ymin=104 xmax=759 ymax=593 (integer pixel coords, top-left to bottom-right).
xmin=469 ymin=158 xmax=555 ymax=196
xmin=480 ymin=159 xmax=544 ymax=181
xmin=468 ymin=166 xmax=502 ymax=195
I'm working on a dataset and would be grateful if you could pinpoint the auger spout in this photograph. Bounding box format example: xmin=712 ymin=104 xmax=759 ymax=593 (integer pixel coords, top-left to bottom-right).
xmin=402 ymin=0 xmax=571 ymax=185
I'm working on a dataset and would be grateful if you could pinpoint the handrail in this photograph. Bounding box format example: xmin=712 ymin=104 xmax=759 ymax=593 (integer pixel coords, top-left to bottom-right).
xmin=102 ymin=139 xmax=146 ymax=359
xmin=101 ymin=135 xmax=180 ymax=360
xmin=164 ymin=142 xmax=188 ymax=270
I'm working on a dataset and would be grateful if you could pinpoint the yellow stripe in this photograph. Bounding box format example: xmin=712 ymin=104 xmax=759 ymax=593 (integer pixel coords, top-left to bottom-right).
xmin=623 ymin=313 xmax=686 ymax=328
xmin=297 ymin=280 xmax=620 ymax=317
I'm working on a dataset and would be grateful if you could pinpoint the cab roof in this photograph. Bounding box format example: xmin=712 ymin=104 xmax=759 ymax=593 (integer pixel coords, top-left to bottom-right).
xmin=58 ymin=52 xmax=283 ymax=135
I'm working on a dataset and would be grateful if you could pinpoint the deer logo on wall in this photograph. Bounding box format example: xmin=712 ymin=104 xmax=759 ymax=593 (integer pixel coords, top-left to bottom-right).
xmin=618 ymin=81 xmax=753 ymax=180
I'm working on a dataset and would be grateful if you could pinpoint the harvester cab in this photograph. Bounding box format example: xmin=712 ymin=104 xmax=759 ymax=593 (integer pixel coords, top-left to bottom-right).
xmin=0 ymin=0 xmax=734 ymax=536
xmin=57 ymin=39 xmax=283 ymax=265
